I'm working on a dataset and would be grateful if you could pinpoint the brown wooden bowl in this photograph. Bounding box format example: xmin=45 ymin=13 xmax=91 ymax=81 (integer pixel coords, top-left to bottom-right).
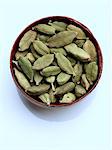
xmin=10 ymin=16 xmax=103 ymax=108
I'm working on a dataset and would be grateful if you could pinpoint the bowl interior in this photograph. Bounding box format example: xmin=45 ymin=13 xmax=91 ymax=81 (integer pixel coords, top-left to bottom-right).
xmin=10 ymin=16 xmax=103 ymax=108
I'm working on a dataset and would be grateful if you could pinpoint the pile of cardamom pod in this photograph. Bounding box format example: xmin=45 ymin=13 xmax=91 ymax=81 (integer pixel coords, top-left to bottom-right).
xmin=13 ymin=20 xmax=98 ymax=105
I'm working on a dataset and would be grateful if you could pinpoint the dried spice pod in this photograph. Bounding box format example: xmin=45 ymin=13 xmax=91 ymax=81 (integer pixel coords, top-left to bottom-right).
xmin=39 ymin=93 xmax=51 ymax=105
xmin=57 ymin=72 xmax=71 ymax=85
xmin=26 ymin=52 xmax=35 ymax=63
xmin=34 ymin=24 xmax=55 ymax=35
xmin=72 ymin=62 xmax=83 ymax=83
xmin=50 ymin=48 xmax=67 ymax=56
xmin=75 ymin=39 xmax=85 ymax=48
xmin=33 ymin=40 xmax=50 ymax=55
xmin=81 ymin=74 xmax=90 ymax=90
xmin=48 ymin=21 xmax=67 ymax=31
xmin=18 ymin=56 xmax=34 ymax=82
xmin=75 ymin=84 xmax=86 ymax=97
xmin=26 ymin=84 xmax=50 ymax=95
xmin=54 ymin=82 xmax=75 ymax=95
xmin=38 ymin=34 xmax=50 ymax=43
xmin=65 ymin=43 xmax=91 ymax=62
xmin=47 ymin=31 xmax=77 ymax=47
xmin=49 ymin=89 xmax=56 ymax=103
xmin=66 ymin=56 xmax=76 ymax=66
xmin=41 ymin=66 xmax=61 ymax=77
xmin=15 ymin=50 xmax=28 ymax=60
xmin=85 ymin=62 xmax=98 ymax=83
xmin=30 ymin=45 xmax=40 ymax=59
xmin=67 ymin=24 xmax=86 ymax=39
xmin=55 ymin=53 xmax=75 ymax=76
xmin=45 ymin=76 xmax=55 ymax=91
xmin=60 ymin=93 xmax=76 ymax=103
xmin=34 ymin=71 xmax=43 ymax=85
xmin=19 ymin=30 xmax=37 ymax=51
xmin=83 ymin=39 xmax=97 ymax=61
xmin=14 ymin=68 xmax=30 ymax=90
xmin=33 ymin=54 xmax=54 ymax=70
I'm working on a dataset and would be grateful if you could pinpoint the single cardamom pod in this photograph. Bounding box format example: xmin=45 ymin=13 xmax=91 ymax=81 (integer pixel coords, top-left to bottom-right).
xmin=38 ymin=34 xmax=50 ymax=43
xmin=39 ymin=93 xmax=51 ymax=105
xmin=57 ymin=72 xmax=71 ymax=85
xmin=67 ymin=24 xmax=86 ymax=39
xmin=49 ymin=89 xmax=56 ymax=103
xmin=60 ymin=93 xmax=76 ymax=103
xmin=18 ymin=56 xmax=34 ymax=82
xmin=33 ymin=40 xmax=50 ymax=55
xmin=26 ymin=52 xmax=35 ymax=63
xmin=66 ymin=56 xmax=76 ymax=66
xmin=55 ymin=53 xmax=75 ymax=76
xmin=65 ymin=43 xmax=91 ymax=62
xmin=15 ymin=50 xmax=28 ymax=60
xmin=75 ymin=39 xmax=85 ymax=48
xmin=83 ymin=39 xmax=97 ymax=61
xmin=46 ymin=76 xmax=55 ymax=91
xmin=19 ymin=30 xmax=37 ymax=51
xmin=81 ymin=74 xmax=90 ymax=90
xmin=48 ymin=21 xmax=67 ymax=31
xmin=30 ymin=45 xmax=40 ymax=59
xmin=75 ymin=84 xmax=86 ymax=97
xmin=47 ymin=31 xmax=77 ymax=47
xmin=34 ymin=71 xmax=43 ymax=85
xmin=26 ymin=84 xmax=50 ymax=95
xmin=41 ymin=66 xmax=61 ymax=77
xmin=72 ymin=62 xmax=83 ymax=83
xmin=14 ymin=68 xmax=30 ymax=90
xmin=34 ymin=24 xmax=55 ymax=35
xmin=50 ymin=48 xmax=67 ymax=56
xmin=33 ymin=54 xmax=54 ymax=70
xmin=54 ymin=82 xmax=75 ymax=95
xmin=85 ymin=62 xmax=98 ymax=83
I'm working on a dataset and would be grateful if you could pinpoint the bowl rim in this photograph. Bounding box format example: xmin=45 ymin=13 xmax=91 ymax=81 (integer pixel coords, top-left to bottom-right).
xmin=10 ymin=16 xmax=103 ymax=108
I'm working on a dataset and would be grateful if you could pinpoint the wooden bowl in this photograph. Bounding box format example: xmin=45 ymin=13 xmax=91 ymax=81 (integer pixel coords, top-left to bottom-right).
xmin=10 ymin=16 xmax=103 ymax=108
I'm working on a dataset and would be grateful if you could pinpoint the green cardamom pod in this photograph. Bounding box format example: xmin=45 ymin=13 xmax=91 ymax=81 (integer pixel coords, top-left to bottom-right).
xmin=30 ymin=45 xmax=40 ymax=59
xmin=48 ymin=21 xmax=67 ymax=31
xmin=75 ymin=84 xmax=86 ymax=97
xmin=26 ymin=52 xmax=35 ymax=63
xmin=67 ymin=24 xmax=86 ymax=39
xmin=85 ymin=62 xmax=98 ymax=84
xmin=47 ymin=31 xmax=77 ymax=48
xmin=60 ymin=93 xmax=76 ymax=103
xmin=83 ymin=39 xmax=97 ymax=61
xmin=41 ymin=66 xmax=61 ymax=77
xmin=18 ymin=56 xmax=34 ymax=82
xmin=15 ymin=50 xmax=28 ymax=60
xmin=46 ymin=76 xmax=55 ymax=91
xmin=81 ymin=74 xmax=90 ymax=90
xmin=54 ymin=82 xmax=75 ymax=95
xmin=34 ymin=24 xmax=55 ymax=35
xmin=33 ymin=54 xmax=54 ymax=70
xmin=72 ymin=62 xmax=83 ymax=83
xmin=57 ymin=72 xmax=71 ymax=85
xmin=39 ymin=93 xmax=51 ymax=105
xmin=34 ymin=71 xmax=43 ymax=85
xmin=75 ymin=39 xmax=85 ymax=48
xmin=26 ymin=84 xmax=50 ymax=95
xmin=14 ymin=68 xmax=30 ymax=90
xmin=49 ymin=89 xmax=56 ymax=103
xmin=65 ymin=43 xmax=91 ymax=62
xmin=55 ymin=53 xmax=75 ymax=76
xmin=66 ymin=56 xmax=76 ymax=66
xmin=50 ymin=48 xmax=67 ymax=56
xmin=38 ymin=34 xmax=50 ymax=43
xmin=33 ymin=40 xmax=50 ymax=55
xmin=19 ymin=30 xmax=37 ymax=51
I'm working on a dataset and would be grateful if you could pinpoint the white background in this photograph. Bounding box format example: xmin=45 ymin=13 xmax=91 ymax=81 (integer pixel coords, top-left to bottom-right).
xmin=0 ymin=0 xmax=111 ymax=150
